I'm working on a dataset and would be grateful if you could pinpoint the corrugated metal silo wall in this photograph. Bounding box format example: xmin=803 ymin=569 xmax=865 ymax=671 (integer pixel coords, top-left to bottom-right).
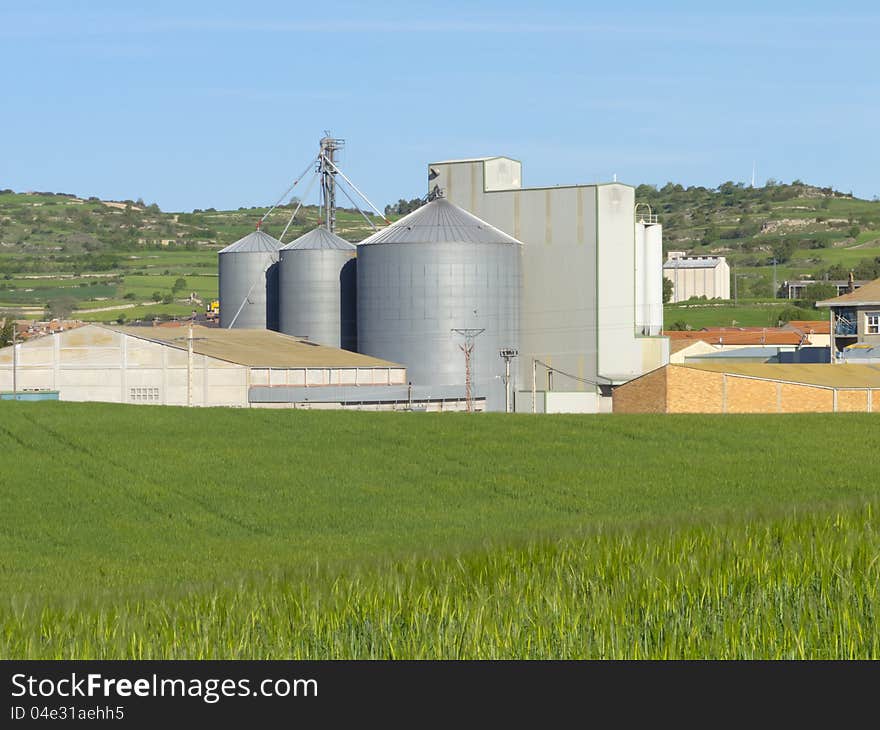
xmin=278 ymin=249 xmax=356 ymax=348
xmin=357 ymin=242 xmax=520 ymax=411
xmin=218 ymin=251 xmax=278 ymax=329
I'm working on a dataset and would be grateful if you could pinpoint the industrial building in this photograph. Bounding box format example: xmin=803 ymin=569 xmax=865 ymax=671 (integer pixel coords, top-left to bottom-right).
xmin=0 ymin=324 xmax=477 ymax=410
xmin=426 ymin=157 xmax=669 ymax=412
xmin=663 ymin=252 xmax=731 ymax=302
xmin=614 ymin=362 xmax=880 ymax=414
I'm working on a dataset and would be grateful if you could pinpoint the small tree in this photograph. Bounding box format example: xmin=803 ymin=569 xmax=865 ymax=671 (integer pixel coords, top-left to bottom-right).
xmin=662 ymin=276 xmax=674 ymax=304
xmin=0 ymin=318 xmax=14 ymax=348
xmin=172 ymin=277 xmax=187 ymax=293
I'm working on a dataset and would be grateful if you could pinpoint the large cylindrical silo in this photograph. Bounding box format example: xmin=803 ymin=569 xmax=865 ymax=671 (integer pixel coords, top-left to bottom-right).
xmin=644 ymin=223 xmax=663 ymax=336
xmin=218 ymin=229 xmax=283 ymax=329
xmin=278 ymin=227 xmax=357 ymax=350
xmin=357 ymin=197 xmax=521 ymax=411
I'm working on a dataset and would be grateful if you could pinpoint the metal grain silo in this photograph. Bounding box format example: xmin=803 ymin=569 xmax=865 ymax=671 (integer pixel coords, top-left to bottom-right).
xmin=218 ymin=229 xmax=283 ymax=329
xmin=278 ymin=227 xmax=357 ymax=350
xmin=357 ymin=197 xmax=521 ymax=411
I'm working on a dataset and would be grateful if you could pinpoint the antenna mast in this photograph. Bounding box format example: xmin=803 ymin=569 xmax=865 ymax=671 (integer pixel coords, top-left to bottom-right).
xmin=319 ymin=133 xmax=344 ymax=233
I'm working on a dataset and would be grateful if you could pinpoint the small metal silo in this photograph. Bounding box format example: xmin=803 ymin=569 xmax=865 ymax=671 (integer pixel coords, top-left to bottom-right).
xmin=357 ymin=197 xmax=521 ymax=411
xmin=278 ymin=227 xmax=357 ymax=350
xmin=218 ymin=229 xmax=283 ymax=329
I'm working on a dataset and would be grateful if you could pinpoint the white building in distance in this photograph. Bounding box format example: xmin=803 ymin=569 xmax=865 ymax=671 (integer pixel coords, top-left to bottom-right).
xmin=663 ymin=252 xmax=730 ymax=302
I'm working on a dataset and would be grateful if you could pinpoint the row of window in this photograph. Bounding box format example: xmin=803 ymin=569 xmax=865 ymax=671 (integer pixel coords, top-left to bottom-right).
xmin=130 ymin=387 xmax=160 ymax=402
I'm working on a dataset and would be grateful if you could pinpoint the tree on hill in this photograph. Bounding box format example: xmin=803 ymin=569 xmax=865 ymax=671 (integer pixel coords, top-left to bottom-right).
xmin=797 ymin=282 xmax=838 ymax=308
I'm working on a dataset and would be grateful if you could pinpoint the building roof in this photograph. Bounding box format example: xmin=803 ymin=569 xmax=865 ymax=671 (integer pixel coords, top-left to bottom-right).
xmin=663 ymin=257 xmax=724 ymax=269
xmin=682 ymin=362 xmax=880 ymax=388
xmin=669 ymin=339 xmax=704 ymax=355
xmin=358 ymin=197 xmax=522 ymax=246
xmin=785 ymin=320 xmax=831 ymax=335
xmin=106 ymin=325 xmax=401 ymax=369
xmin=816 ymin=277 xmax=880 ymax=307
xmin=663 ymin=330 xmax=803 ymax=346
xmin=428 ymin=156 xmax=515 ymax=164
xmin=842 ymin=345 xmax=880 ymax=361
xmin=280 ymin=227 xmax=355 ymax=251
xmin=685 ymin=346 xmax=786 ymax=360
xmin=218 ymin=229 xmax=283 ymax=254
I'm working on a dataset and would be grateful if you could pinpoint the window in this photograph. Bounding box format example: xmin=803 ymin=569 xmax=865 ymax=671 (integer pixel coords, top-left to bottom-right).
xmin=867 ymin=312 xmax=880 ymax=335
xmin=129 ymin=387 xmax=160 ymax=403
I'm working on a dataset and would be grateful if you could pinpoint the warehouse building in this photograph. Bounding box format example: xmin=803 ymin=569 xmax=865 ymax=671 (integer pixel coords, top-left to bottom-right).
xmin=0 ymin=324 xmax=475 ymax=410
xmin=613 ymin=362 xmax=880 ymax=414
xmin=426 ymin=156 xmax=668 ymax=413
xmin=663 ymin=252 xmax=731 ymax=302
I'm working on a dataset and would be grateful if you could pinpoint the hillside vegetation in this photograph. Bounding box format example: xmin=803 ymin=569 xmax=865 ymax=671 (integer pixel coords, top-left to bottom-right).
xmin=1 ymin=180 xmax=879 ymax=324
xmin=638 ymin=180 xmax=880 ymax=300
xmin=1 ymin=402 xmax=879 ymax=658
xmin=0 ymin=189 xmax=381 ymax=322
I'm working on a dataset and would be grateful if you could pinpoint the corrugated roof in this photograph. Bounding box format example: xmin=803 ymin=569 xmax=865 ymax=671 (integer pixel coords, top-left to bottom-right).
xmin=816 ymin=277 xmax=880 ymax=307
xmin=663 ymin=330 xmax=803 ymax=345
xmin=358 ymin=198 xmax=521 ymax=246
xmin=218 ymin=229 xmax=283 ymax=254
xmin=786 ymin=320 xmax=831 ymax=335
xmin=682 ymin=361 xmax=880 ymax=388
xmin=280 ymin=227 xmax=355 ymax=251
xmin=663 ymin=257 xmax=723 ymax=269
xmin=685 ymin=346 xmax=785 ymax=360
xmin=106 ymin=325 xmax=401 ymax=369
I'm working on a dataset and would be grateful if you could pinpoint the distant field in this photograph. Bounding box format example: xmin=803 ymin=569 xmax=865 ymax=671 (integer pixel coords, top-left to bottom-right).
xmin=663 ymin=301 xmax=811 ymax=329
xmin=1 ymin=403 xmax=879 ymax=658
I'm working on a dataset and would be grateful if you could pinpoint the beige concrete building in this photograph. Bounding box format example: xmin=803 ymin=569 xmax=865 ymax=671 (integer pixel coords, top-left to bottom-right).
xmin=613 ymin=362 xmax=880 ymax=414
xmin=663 ymin=252 xmax=730 ymax=302
xmin=0 ymin=324 xmax=474 ymax=410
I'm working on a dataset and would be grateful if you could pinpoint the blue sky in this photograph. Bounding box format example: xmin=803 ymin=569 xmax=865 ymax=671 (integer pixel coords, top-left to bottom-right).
xmin=1 ymin=1 xmax=878 ymax=212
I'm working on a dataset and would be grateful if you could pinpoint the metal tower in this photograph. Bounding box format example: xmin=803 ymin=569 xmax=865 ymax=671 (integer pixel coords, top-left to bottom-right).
xmin=318 ymin=134 xmax=344 ymax=233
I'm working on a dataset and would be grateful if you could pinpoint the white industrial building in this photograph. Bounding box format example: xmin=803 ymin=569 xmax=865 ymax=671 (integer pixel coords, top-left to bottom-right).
xmin=663 ymin=252 xmax=731 ymax=302
xmin=426 ymin=157 xmax=669 ymax=412
xmin=0 ymin=324 xmax=477 ymax=410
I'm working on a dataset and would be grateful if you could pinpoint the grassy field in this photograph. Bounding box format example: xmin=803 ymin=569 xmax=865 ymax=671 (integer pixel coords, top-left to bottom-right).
xmin=2 ymin=402 xmax=879 ymax=658
xmin=663 ymin=300 xmax=814 ymax=329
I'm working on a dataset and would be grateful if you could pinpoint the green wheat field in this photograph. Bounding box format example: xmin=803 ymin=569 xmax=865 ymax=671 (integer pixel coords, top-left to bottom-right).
xmin=1 ymin=403 xmax=879 ymax=658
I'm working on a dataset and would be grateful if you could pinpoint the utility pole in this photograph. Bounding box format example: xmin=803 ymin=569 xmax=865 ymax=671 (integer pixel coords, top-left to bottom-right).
xmin=733 ymin=262 xmax=738 ymax=307
xmin=12 ymin=324 xmax=18 ymax=398
xmin=187 ymin=321 xmax=194 ymax=407
xmin=532 ymin=358 xmax=537 ymax=414
xmin=451 ymin=328 xmax=484 ymax=413
xmin=174 ymin=318 xmax=205 ymax=407
xmin=499 ymin=348 xmax=518 ymax=414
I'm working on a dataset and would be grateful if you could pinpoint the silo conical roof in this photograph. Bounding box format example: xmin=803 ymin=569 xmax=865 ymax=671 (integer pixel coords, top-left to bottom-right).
xmin=218 ymin=229 xmax=283 ymax=254
xmin=358 ymin=198 xmax=521 ymax=246
xmin=280 ymin=227 xmax=356 ymax=251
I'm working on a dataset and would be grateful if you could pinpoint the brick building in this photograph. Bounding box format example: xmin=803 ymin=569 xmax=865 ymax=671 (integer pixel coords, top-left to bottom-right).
xmin=613 ymin=362 xmax=880 ymax=414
